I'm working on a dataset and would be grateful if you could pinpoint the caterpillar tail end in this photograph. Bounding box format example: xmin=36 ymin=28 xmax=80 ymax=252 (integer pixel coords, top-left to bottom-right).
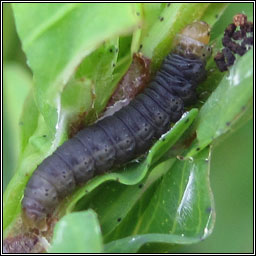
xmin=22 ymin=207 xmax=47 ymax=230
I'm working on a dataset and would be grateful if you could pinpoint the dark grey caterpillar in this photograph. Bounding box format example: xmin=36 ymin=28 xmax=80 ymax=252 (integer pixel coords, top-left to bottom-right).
xmin=22 ymin=21 xmax=212 ymax=227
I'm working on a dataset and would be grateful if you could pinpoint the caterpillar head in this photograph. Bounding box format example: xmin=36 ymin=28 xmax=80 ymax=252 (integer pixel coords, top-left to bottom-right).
xmin=173 ymin=21 xmax=212 ymax=61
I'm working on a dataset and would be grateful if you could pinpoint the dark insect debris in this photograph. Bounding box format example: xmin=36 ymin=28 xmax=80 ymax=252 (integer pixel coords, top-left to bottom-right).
xmin=138 ymin=183 xmax=143 ymax=189
xmin=206 ymin=206 xmax=212 ymax=213
xmin=214 ymin=14 xmax=253 ymax=72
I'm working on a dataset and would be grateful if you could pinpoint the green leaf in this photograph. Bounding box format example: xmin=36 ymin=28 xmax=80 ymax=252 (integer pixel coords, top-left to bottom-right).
xmin=75 ymin=38 xmax=120 ymax=124
xmin=188 ymin=49 xmax=253 ymax=157
xmin=19 ymin=91 xmax=39 ymax=155
xmin=104 ymin=147 xmax=214 ymax=253
xmin=198 ymin=50 xmax=253 ymax=139
xmin=12 ymin=3 xmax=141 ymax=133
xmin=139 ymin=3 xmax=165 ymax=45
xmin=135 ymin=148 xmax=214 ymax=237
xmin=3 ymin=63 xmax=32 ymax=190
xmin=141 ymin=3 xmax=227 ymax=70
xmin=200 ymin=3 xmax=229 ymax=27
xmin=105 ymin=233 xmax=201 ymax=253
xmin=3 ymin=114 xmax=53 ymax=233
xmin=77 ymin=159 xmax=176 ymax=241
xmin=49 ymin=210 xmax=103 ymax=253
xmin=3 ymin=63 xmax=32 ymax=152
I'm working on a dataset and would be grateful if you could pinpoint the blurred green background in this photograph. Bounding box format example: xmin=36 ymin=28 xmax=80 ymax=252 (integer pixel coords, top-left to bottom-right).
xmin=3 ymin=3 xmax=253 ymax=253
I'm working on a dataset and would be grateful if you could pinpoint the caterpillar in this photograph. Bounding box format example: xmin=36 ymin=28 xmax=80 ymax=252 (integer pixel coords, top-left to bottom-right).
xmin=22 ymin=21 xmax=212 ymax=227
